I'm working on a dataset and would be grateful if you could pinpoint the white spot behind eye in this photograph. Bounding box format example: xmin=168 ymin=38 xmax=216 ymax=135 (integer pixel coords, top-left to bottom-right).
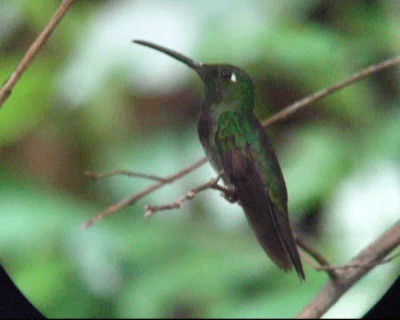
xmin=231 ymin=73 xmax=237 ymax=82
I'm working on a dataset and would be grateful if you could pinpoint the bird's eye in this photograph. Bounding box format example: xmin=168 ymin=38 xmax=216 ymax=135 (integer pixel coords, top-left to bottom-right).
xmin=221 ymin=69 xmax=232 ymax=79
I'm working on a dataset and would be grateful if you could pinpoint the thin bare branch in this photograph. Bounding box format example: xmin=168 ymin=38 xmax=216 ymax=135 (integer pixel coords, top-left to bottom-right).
xmin=262 ymin=56 xmax=400 ymax=127
xmin=81 ymin=158 xmax=207 ymax=229
xmin=0 ymin=0 xmax=76 ymax=108
xmin=144 ymin=176 xmax=222 ymax=217
xmin=298 ymin=250 xmax=322 ymax=272
xmin=84 ymin=170 xmax=168 ymax=182
xmin=295 ymin=237 xmax=337 ymax=280
xmin=83 ymin=55 xmax=400 ymax=228
xmin=315 ymin=253 xmax=399 ymax=272
xmin=297 ymin=219 xmax=400 ymax=319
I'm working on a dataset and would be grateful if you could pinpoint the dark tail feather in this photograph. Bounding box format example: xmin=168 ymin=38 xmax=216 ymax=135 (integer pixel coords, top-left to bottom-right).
xmin=265 ymin=196 xmax=305 ymax=281
xmin=235 ymin=181 xmax=305 ymax=280
xmin=243 ymin=204 xmax=305 ymax=281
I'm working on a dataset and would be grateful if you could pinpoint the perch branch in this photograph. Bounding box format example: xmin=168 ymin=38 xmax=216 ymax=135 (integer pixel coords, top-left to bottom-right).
xmin=0 ymin=0 xmax=76 ymax=108
xmin=144 ymin=175 xmax=223 ymax=217
xmin=81 ymin=158 xmax=207 ymax=229
xmin=297 ymin=219 xmax=400 ymax=319
xmin=83 ymin=54 xmax=400 ymax=228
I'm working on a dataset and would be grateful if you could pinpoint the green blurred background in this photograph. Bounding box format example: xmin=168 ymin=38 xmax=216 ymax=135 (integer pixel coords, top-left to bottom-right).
xmin=1 ymin=0 xmax=399 ymax=318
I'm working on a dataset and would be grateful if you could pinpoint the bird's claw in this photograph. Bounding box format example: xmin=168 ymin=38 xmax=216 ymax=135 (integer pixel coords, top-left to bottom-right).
xmin=223 ymin=190 xmax=238 ymax=203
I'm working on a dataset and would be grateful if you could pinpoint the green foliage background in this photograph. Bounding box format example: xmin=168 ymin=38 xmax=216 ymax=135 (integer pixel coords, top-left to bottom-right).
xmin=0 ymin=1 xmax=399 ymax=318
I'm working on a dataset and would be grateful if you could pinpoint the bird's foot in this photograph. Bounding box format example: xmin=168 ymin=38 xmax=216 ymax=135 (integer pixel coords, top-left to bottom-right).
xmin=213 ymin=171 xmax=238 ymax=203
xmin=222 ymin=189 xmax=238 ymax=203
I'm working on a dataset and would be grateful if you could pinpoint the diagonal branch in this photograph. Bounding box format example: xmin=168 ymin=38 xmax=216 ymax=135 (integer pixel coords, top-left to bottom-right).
xmin=315 ymin=253 xmax=399 ymax=272
xmin=262 ymin=56 xmax=400 ymax=127
xmin=0 ymin=0 xmax=76 ymax=108
xmin=83 ymin=54 xmax=400 ymax=228
xmin=81 ymin=158 xmax=207 ymax=229
xmin=295 ymin=236 xmax=337 ymax=280
xmin=297 ymin=219 xmax=400 ymax=319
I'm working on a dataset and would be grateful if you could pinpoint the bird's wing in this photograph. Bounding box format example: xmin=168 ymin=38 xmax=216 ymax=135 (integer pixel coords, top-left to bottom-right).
xmin=217 ymin=135 xmax=305 ymax=280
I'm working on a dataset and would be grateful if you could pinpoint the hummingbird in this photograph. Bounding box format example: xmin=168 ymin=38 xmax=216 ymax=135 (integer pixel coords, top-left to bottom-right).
xmin=134 ymin=40 xmax=305 ymax=281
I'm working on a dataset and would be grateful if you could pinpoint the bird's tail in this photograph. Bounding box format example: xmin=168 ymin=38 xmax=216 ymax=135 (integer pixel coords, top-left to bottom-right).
xmin=235 ymin=181 xmax=305 ymax=280
xmin=244 ymin=205 xmax=305 ymax=280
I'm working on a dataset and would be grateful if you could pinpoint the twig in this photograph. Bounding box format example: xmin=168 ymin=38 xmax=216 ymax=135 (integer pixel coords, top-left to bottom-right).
xmin=84 ymin=170 xmax=168 ymax=182
xmin=0 ymin=0 xmax=76 ymax=108
xmin=81 ymin=158 xmax=207 ymax=229
xmin=315 ymin=253 xmax=399 ymax=272
xmin=83 ymin=55 xmax=400 ymax=228
xmin=295 ymin=237 xmax=337 ymax=280
xmin=297 ymin=238 xmax=399 ymax=279
xmin=144 ymin=176 xmax=222 ymax=217
xmin=297 ymin=219 xmax=400 ymax=319
xmin=298 ymin=250 xmax=322 ymax=273
xmin=262 ymin=56 xmax=400 ymax=127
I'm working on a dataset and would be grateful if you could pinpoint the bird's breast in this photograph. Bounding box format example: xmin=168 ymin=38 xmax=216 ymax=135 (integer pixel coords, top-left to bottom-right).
xmin=197 ymin=109 xmax=223 ymax=174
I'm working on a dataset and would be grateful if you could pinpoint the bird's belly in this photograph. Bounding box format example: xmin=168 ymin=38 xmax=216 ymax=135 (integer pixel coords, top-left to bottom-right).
xmin=202 ymin=138 xmax=223 ymax=174
xmin=197 ymin=109 xmax=235 ymax=189
xmin=199 ymin=129 xmax=235 ymax=189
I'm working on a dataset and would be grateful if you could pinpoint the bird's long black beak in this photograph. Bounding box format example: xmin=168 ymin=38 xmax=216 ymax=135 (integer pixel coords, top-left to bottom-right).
xmin=133 ymin=40 xmax=202 ymax=71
